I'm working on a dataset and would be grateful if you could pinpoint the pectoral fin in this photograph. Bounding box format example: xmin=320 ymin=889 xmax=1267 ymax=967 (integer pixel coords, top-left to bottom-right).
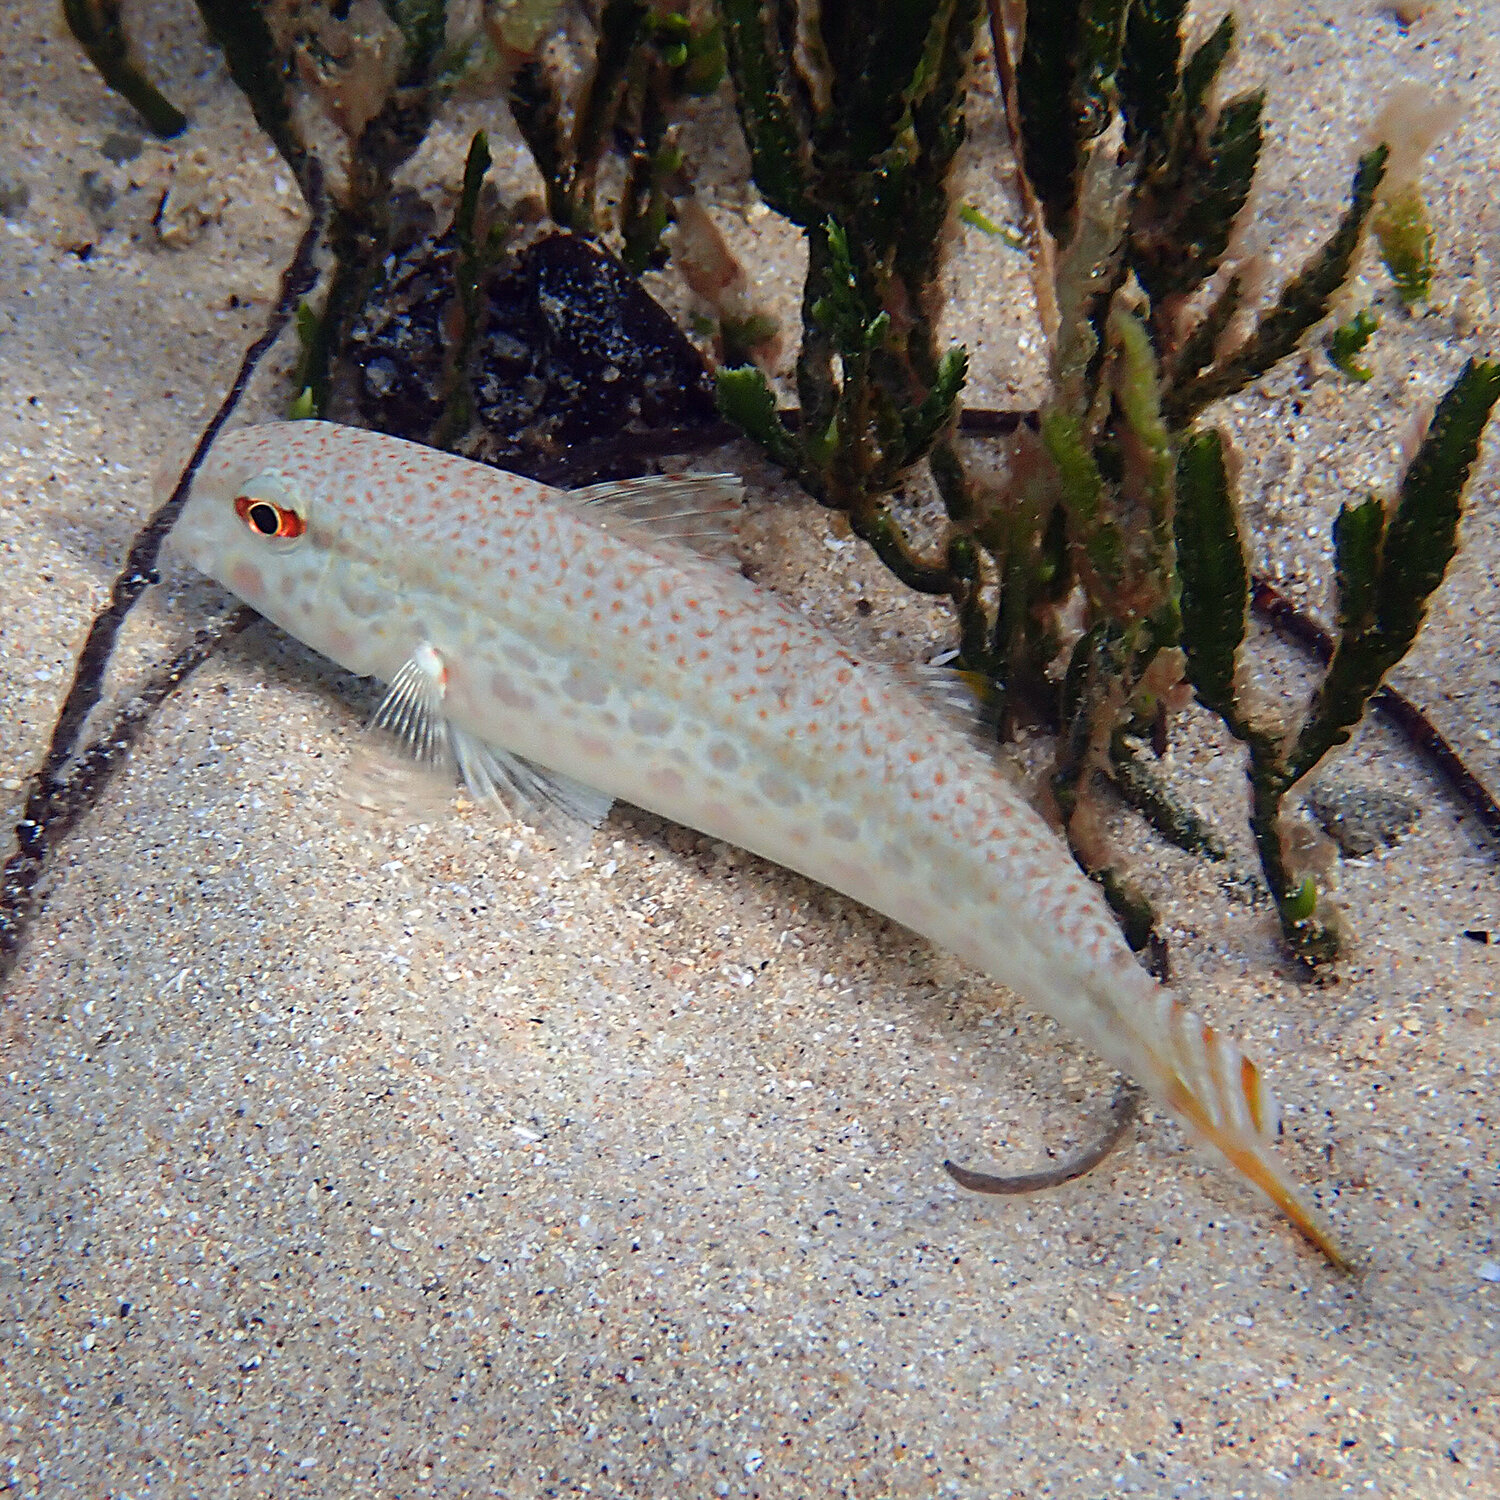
xmin=446 ymin=725 xmax=613 ymax=841
xmin=364 ymin=642 xmax=612 ymax=844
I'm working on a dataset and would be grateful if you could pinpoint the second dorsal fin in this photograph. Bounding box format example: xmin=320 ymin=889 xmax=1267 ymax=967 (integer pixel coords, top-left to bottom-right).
xmin=565 ymin=473 xmax=743 ymax=559
xmin=891 ymin=656 xmax=1000 ymax=748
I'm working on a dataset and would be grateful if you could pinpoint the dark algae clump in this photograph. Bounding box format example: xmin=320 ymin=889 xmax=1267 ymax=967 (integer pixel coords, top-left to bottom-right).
xmin=351 ymin=229 xmax=722 ymax=487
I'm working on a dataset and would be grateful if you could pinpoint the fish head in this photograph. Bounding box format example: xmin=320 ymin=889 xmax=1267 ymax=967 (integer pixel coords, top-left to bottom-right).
xmin=173 ymin=421 xmax=441 ymax=680
xmin=168 ymin=423 xmax=417 ymax=681
xmin=172 ymin=425 xmax=323 ymax=602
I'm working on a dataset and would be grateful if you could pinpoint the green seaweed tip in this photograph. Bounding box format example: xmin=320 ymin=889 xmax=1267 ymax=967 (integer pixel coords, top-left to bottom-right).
xmin=1374 ymin=184 xmax=1435 ymax=306
xmin=62 ymin=0 xmax=188 ymax=138
xmin=716 ymin=365 xmax=796 ymax=468
xmin=1327 ymin=307 xmax=1379 ymax=382
xmin=1281 ymin=876 xmax=1317 ymax=923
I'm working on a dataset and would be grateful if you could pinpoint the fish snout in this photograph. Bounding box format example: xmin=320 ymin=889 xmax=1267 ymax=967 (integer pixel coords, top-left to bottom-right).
xmin=163 ymin=507 xmax=207 ymax=571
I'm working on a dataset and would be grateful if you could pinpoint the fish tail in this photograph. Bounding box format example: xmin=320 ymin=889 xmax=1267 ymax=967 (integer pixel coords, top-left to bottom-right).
xmin=1132 ymin=987 xmax=1352 ymax=1271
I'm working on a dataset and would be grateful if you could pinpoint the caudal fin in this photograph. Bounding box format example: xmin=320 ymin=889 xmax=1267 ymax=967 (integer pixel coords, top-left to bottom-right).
xmin=1136 ymin=990 xmax=1352 ymax=1271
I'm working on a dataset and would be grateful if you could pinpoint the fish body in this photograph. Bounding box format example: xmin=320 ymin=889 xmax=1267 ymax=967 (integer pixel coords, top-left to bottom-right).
xmin=172 ymin=420 xmax=1346 ymax=1266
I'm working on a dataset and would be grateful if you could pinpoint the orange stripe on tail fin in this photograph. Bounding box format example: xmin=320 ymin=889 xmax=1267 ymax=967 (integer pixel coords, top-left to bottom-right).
xmin=1144 ymin=993 xmax=1352 ymax=1272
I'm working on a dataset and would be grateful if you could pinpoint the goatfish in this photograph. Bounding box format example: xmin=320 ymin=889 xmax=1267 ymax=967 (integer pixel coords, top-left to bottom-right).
xmin=171 ymin=419 xmax=1348 ymax=1268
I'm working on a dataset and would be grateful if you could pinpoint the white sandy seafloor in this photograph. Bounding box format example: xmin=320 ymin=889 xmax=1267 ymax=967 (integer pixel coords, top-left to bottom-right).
xmin=1 ymin=0 xmax=1497 ymax=1495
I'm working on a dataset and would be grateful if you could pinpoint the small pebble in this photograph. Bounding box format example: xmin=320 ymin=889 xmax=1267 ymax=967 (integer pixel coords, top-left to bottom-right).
xmin=99 ymin=131 xmax=143 ymax=165
xmin=0 ymin=171 xmax=28 ymax=217
xmin=1306 ymin=778 xmax=1422 ymax=857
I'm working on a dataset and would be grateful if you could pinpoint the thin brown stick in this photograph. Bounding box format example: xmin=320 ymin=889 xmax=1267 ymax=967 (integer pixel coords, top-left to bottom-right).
xmin=0 ymin=166 xmax=326 ymax=986
xmin=18 ymin=608 xmax=258 ymax=849
xmin=985 ymin=0 xmax=1059 ymax=340
xmin=944 ymin=1080 xmax=1143 ymax=1195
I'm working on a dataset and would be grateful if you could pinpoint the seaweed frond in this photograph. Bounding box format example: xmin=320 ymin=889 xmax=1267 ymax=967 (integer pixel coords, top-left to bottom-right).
xmin=718 ymin=0 xmax=983 ymax=543
xmin=1289 ymin=360 xmax=1500 ymax=783
xmin=1327 ymin=307 xmax=1379 ymax=382
xmin=62 ymin=0 xmax=188 ymax=138
xmin=1174 ymin=364 xmax=1500 ymax=959
xmin=1373 ymin=185 xmax=1434 ymax=306
xmin=1165 ymin=147 xmax=1388 ymax=424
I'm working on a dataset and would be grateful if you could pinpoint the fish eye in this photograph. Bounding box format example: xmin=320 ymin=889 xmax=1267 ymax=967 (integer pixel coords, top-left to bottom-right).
xmin=234 ymin=492 xmax=306 ymax=540
xmin=246 ymin=501 xmax=280 ymax=535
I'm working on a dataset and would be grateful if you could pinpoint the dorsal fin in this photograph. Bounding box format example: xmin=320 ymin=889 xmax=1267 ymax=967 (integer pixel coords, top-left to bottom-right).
xmin=892 ymin=656 xmax=1000 ymax=749
xmin=565 ymin=473 xmax=743 ymax=559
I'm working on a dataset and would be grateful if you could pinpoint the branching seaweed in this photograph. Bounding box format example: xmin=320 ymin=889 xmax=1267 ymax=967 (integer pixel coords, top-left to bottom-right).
xmin=717 ymin=0 xmax=987 ymax=672
xmin=716 ymin=0 xmax=1498 ymax=962
xmin=54 ymin=0 xmax=1500 ymax=981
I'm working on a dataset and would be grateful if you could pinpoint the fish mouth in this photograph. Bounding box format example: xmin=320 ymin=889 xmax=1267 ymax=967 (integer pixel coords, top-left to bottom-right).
xmin=162 ymin=507 xmax=216 ymax=578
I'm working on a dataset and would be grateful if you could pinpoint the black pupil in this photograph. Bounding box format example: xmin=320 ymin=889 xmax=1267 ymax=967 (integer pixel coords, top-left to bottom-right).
xmin=248 ymin=503 xmax=280 ymax=536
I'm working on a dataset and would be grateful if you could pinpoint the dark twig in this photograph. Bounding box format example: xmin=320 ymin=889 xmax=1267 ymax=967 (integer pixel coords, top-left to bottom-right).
xmin=944 ymin=1081 xmax=1144 ymax=1195
xmin=0 ymin=166 xmax=326 ymax=985
xmin=15 ymin=608 xmax=258 ymax=851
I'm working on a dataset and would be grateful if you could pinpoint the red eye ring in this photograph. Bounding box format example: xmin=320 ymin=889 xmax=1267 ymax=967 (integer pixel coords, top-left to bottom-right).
xmin=234 ymin=494 xmax=306 ymax=539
